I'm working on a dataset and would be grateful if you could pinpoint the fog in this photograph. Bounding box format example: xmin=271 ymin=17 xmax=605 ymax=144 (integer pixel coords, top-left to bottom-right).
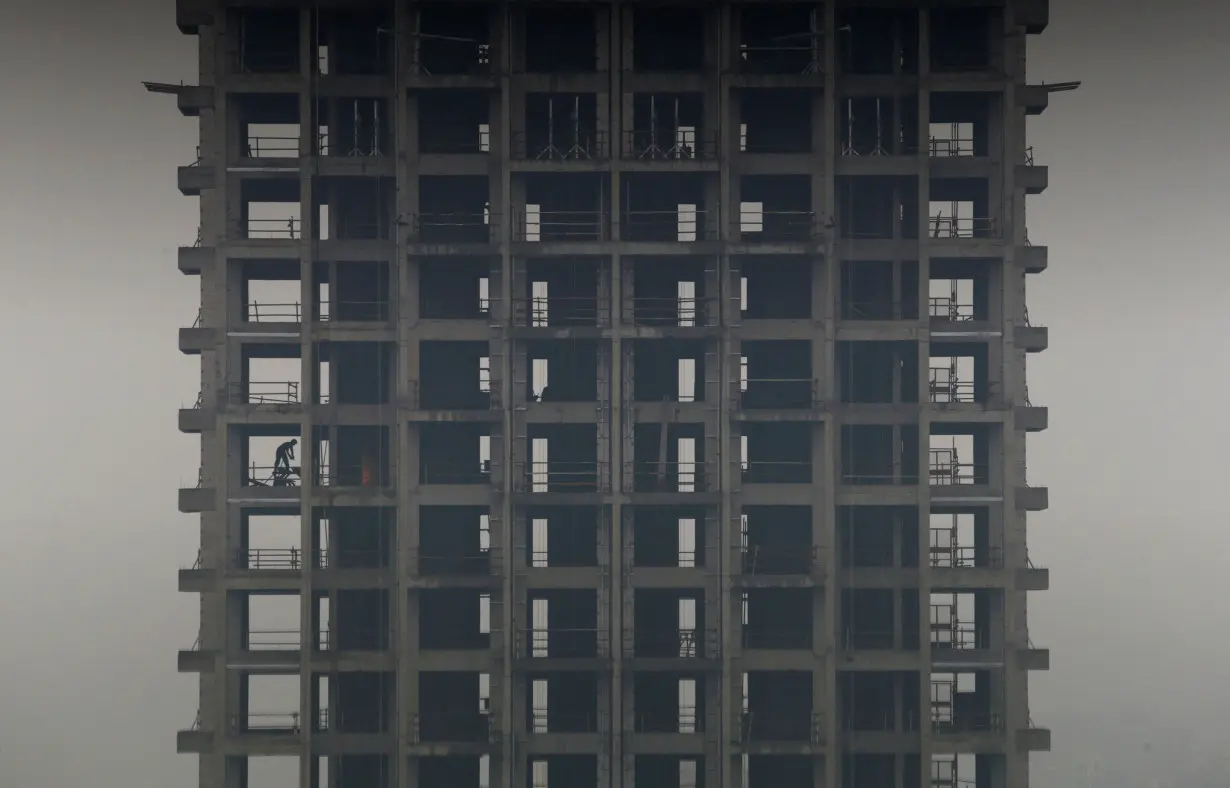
xmin=1 ymin=1 xmax=1227 ymax=786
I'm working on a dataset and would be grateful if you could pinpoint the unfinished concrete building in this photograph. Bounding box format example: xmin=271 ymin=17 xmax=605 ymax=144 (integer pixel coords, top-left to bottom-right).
xmin=166 ymin=2 xmax=1056 ymax=788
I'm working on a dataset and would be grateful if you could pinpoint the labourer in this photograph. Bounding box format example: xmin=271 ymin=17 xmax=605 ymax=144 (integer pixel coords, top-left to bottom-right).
xmin=274 ymin=438 xmax=298 ymax=472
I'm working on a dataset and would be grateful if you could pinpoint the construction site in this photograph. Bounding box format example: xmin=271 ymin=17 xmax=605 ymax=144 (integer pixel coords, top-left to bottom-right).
xmin=161 ymin=2 xmax=1059 ymax=787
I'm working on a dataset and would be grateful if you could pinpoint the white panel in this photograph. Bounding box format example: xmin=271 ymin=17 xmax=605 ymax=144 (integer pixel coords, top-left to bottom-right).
xmin=479 ymin=276 xmax=490 ymax=313
xmin=678 ymin=679 xmax=697 ymax=733
xmin=742 ymin=672 xmax=749 ymax=710
xmin=318 ymin=204 xmax=331 ymax=241
xmin=532 ymin=438 xmax=549 ymax=492
xmin=677 ymin=437 xmax=696 ymax=493
xmin=740 ymin=356 xmax=748 ymax=391
xmin=679 ymin=597 xmax=697 ymax=630
xmin=532 ymin=679 xmax=549 ymax=733
xmin=531 ymin=761 xmax=549 ymax=788
xmin=680 ymin=760 xmax=698 ymax=788
xmin=480 ymin=435 xmax=491 ymax=468
xmin=480 ymin=755 xmax=490 ymax=788
xmin=480 ymin=513 xmax=491 ymax=552
xmin=676 ymin=280 xmax=697 ymax=326
xmin=318 ymin=282 xmax=331 ymax=321
xmin=525 ymin=204 xmax=542 ymax=242
xmin=740 ymin=276 xmax=748 ymax=312
xmin=532 ymin=518 xmax=549 ymax=567
xmin=479 ymin=356 xmax=491 ymax=392
xmin=677 ymin=203 xmax=698 ymax=242
xmin=479 ymin=673 xmax=491 ymax=712
xmin=678 ymin=518 xmax=696 ymax=568
xmin=677 ymin=357 xmax=696 ymax=403
xmin=740 ymin=435 xmax=748 ymax=470
xmin=318 ymin=362 xmax=331 ymax=405
xmin=675 ymin=125 xmax=697 ymax=158
xmin=742 ymin=591 xmax=749 ymax=625
xmin=740 ymin=201 xmax=763 ymax=233
xmin=739 ymin=123 xmax=748 ymax=151
xmin=532 ymin=598 xmax=549 ymax=657
xmin=479 ymin=122 xmax=491 ymax=152
xmin=531 ymin=280 xmax=549 ymax=326
xmin=533 ymin=358 xmax=549 ymax=399
xmin=479 ymin=593 xmax=491 ymax=634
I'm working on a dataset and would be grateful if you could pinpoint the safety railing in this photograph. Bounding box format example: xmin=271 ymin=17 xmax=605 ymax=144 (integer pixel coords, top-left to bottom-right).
xmin=739 ymin=711 xmax=824 ymax=744
xmin=245 ymin=217 xmax=302 ymax=240
xmin=738 ymin=379 xmax=817 ymax=410
xmin=632 ymin=461 xmax=706 ymax=493
xmin=231 ymin=381 xmax=301 ymax=405
xmin=928 ymin=369 xmax=976 ymax=404
xmin=417 ymin=552 xmax=492 ymax=576
xmin=420 ymin=461 xmax=492 ymax=485
xmin=514 ymin=210 xmax=607 ymax=242
xmin=635 ymin=707 xmax=700 ymax=734
xmin=842 ymin=711 xmax=920 ymax=733
xmin=517 ymin=627 xmax=608 ymax=659
xmin=622 ymin=209 xmax=716 ymax=242
xmin=314 ymin=463 xmax=388 ymax=488
xmin=928 ymin=297 xmax=975 ymax=322
xmin=929 ymin=137 xmax=976 ymax=157
xmin=930 ymin=712 xmax=1003 ymax=734
xmin=623 ymin=130 xmax=717 ymax=161
xmin=634 ymin=550 xmax=698 ymax=570
xmin=511 ymin=130 xmax=610 ymax=161
xmin=840 ymin=300 xmax=917 ymax=321
xmin=517 ymin=461 xmax=603 ymax=493
xmin=190 ymin=391 xmax=203 ymax=409
xmin=734 ymin=210 xmax=822 ymax=242
xmin=192 ymin=227 xmax=204 ymax=247
xmin=318 ymin=548 xmax=389 ymax=570
xmin=412 ymin=711 xmax=494 ymax=744
xmin=244 ymin=136 xmax=299 ymax=158
xmin=246 ymin=629 xmax=301 ymax=650
xmin=188 ymin=146 xmax=202 ymax=166
xmin=742 ymin=627 xmax=813 ymax=650
xmin=1023 ymin=146 xmax=1036 ymax=165
xmin=410 ymin=213 xmax=494 ymax=244
xmin=840 ymin=470 xmax=921 ymax=486
xmin=233 ymin=712 xmax=301 ymax=734
xmin=529 ymin=711 xmax=601 ymax=734
xmin=930 ymin=50 xmax=996 ymax=73
xmin=630 ymin=629 xmax=702 ymax=659
xmin=410 ymin=40 xmax=492 ymax=77
xmin=413 ymin=380 xmax=494 ymax=411
xmin=842 ymin=629 xmax=895 ymax=650
xmin=246 ymin=464 xmax=301 ymax=488
xmin=234 ymin=548 xmax=304 ymax=570
xmin=244 ymin=301 xmax=302 ymax=322
xmin=318 ymin=299 xmax=390 ymax=322
xmin=741 ymin=545 xmax=819 ymax=576
xmin=512 ymin=295 xmax=603 ymax=328
xmin=741 ymin=460 xmax=813 ymax=485
xmin=630 ymin=296 xmax=708 ymax=327
xmin=929 ymin=545 xmax=1003 ymax=570
xmin=737 ymin=44 xmax=822 ymax=76
xmin=235 ymin=48 xmax=299 ymax=74
xmin=928 ymin=450 xmax=983 ymax=486
xmin=929 ymin=215 xmax=995 ymax=239
xmin=930 ymin=622 xmax=987 ymax=651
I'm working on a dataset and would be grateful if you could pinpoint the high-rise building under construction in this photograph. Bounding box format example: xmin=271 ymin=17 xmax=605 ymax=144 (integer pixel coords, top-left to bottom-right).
xmin=165 ymin=2 xmax=1057 ymax=787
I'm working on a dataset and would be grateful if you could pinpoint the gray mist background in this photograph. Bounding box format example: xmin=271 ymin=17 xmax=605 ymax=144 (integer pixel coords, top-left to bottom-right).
xmin=1 ymin=1 xmax=1226 ymax=785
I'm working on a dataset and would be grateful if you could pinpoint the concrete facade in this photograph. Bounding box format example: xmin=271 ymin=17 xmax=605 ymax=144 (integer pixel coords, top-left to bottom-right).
xmin=170 ymin=2 xmax=1053 ymax=788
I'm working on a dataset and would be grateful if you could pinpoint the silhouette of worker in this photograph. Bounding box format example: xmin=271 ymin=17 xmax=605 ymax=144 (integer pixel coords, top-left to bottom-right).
xmin=274 ymin=439 xmax=298 ymax=472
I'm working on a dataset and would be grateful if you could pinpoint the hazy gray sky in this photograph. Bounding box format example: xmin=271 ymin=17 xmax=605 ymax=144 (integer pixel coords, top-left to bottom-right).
xmin=1 ymin=1 xmax=1228 ymax=786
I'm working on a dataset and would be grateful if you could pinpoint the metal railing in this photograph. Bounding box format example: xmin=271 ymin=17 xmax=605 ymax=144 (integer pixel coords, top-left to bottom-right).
xmin=244 ymin=300 xmax=301 ymax=322
xmin=930 ymin=137 xmax=976 ymax=157
xmin=1024 ymin=146 xmax=1036 ymax=165
xmin=314 ymin=464 xmax=388 ymax=488
xmin=740 ymin=711 xmax=824 ymax=744
xmin=635 ymin=707 xmax=699 ymax=734
xmin=244 ymin=136 xmax=299 ymax=158
xmin=841 ymin=299 xmax=917 ymax=321
xmin=742 ymin=627 xmax=812 ymax=650
xmin=518 ymin=627 xmax=608 ymax=659
xmin=622 ymin=209 xmax=716 ymax=242
xmin=928 ymin=368 xmax=976 ymax=403
xmin=234 ymin=548 xmax=304 ymax=570
xmin=420 ymin=461 xmax=492 ymax=485
xmin=529 ymin=711 xmax=601 ymax=734
xmin=738 ymin=379 xmax=817 ymax=410
xmin=930 ymin=712 xmax=1003 ymax=734
xmin=318 ymin=299 xmax=390 ymax=323
xmin=512 ymin=130 xmax=609 ymax=161
xmin=245 ymin=217 xmax=301 ymax=240
xmin=930 ymin=622 xmax=987 ymax=651
xmin=515 ymin=210 xmax=606 ymax=242
xmin=929 ymin=545 xmax=1003 ymax=569
xmin=512 ymin=295 xmax=602 ymax=327
xmin=630 ymin=296 xmax=707 ymax=327
xmin=245 ymin=464 xmax=300 ymax=488
xmin=630 ymin=628 xmax=701 ymax=659
xmin=232 ymin=381 xmax=300 ymax=405
xmin=929 ymin=215 xmax=995 ymax=239
xmin=741 ymin=460 xmax=813 ymax=484
xmin=741 ymin=545 xmax=819 ymax=576
xmin=842 ymin=629 xmax=895 ymax=650
xmin=632 ymin=461 xmax=705 ymax=493
xmin=517 ymin=461 xmax=602 ymax=493
xmin=841 ymin=471 xmax=921 ymax=486
xmin=246 ymin=629 xmax=301 ymax=650
xmin=318 ymin=548 xmax=389 ymax=570
xmin=928 ymin=450 xmax=983 ymax=486
xmin=233 ymin=712 xmax=301 ymax=734
xmin=734 ymin=210 xmax=821 ymax=242
xmin=410 ymin=212 xmax=494 ymax=244
xmin=842 ymin=711 xmax=920 ymax=733
xmin=929 ymin=297 xmax=975 ymax=322
xmin=624 ymin=130 xmax=717 ymax=161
